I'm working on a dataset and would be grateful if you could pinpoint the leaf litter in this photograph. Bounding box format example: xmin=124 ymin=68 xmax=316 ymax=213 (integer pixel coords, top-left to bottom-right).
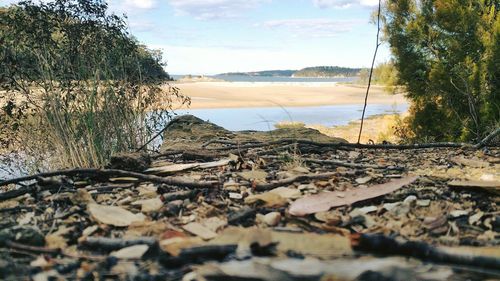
xmin=0 ymin=116 xmax=499 ymax=280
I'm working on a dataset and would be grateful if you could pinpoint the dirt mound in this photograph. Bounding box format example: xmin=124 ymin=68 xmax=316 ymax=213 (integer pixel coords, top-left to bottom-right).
xmin=161 ymin=114 xmax=347 ymax=151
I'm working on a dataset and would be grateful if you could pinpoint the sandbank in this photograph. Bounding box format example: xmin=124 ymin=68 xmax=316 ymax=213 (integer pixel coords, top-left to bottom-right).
xmin=167 ymin=81 xmax=407 ymax=110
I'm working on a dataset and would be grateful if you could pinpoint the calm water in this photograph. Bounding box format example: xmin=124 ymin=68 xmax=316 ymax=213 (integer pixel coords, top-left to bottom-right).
xmin=0 ymin=103 xmax=407 ymax=179
xmin=172 ymin=75 xmax=358 ymax=83
xmin=176 ymin=103 xmax=408 ymax=131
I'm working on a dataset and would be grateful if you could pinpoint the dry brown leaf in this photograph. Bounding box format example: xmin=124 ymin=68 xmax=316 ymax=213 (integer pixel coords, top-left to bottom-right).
xmin=237 ymin=170 xmax=268 ymax=181
xmin=244 ymin=192 xmax=288 ymax=207
xmin=448 ymin=180 xmax=500 ymax=195
xmin=269 ymin=187 xmax=302 ymax=199
xmin=289 ymin=176 xmax=418 ymax=216
xmin=209 ymin=227 xmax=351 ymax=259
xmin=159 ymin=237 xmax=203 ymax=256
xmin=88 ymin=203 xmax=145 ymax=227
xmin=182 ymin=222 xmax=217 ymax=240
xmin=450 ymin=156 xmax=490 ymax=168
xmin=146 ymin=159 xmax=233 ymax=175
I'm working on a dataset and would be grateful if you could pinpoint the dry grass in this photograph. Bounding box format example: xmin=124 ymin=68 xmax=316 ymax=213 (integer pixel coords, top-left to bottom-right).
xmin=308 ymin=113 xmax=406 ymax=144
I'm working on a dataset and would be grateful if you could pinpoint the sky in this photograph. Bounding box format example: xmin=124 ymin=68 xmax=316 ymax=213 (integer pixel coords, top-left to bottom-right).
xmin=1 ymin=0 xmax=391 ymax=75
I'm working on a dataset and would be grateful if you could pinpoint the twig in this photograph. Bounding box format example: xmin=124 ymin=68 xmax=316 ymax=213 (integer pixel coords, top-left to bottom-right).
xmin=304 ymin=158 xmax=404 ymax=170
xmin=0 ymin=168 xmax=218 ymax=201
xmin=352 ymin=233 xmax=500 ymax=270
xmin=5 ymin=240 xmax=60 ymax=255
xmin=358 ymin=0 xmax=382 ymax=144
xmin=255 ymin=172 xmax=338 ymax=191
xmin=474 ymin=127 xmax=500 ymax=148
xmin=79 ymin=236 xmax=157 ymax=251
xmin=204 ymin=138 xmax=467 ymax=151
xmin=136 ymin=117 xmax=181 ymax=152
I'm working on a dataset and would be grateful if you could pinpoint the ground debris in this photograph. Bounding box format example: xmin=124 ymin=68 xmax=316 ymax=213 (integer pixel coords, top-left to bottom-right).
xmin=0 ymin=118 xmax=499 ymax=280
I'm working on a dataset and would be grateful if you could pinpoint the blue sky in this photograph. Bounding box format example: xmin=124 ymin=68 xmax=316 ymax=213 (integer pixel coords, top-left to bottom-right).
xmin=2 ymin=0 xmax=391 ymax=75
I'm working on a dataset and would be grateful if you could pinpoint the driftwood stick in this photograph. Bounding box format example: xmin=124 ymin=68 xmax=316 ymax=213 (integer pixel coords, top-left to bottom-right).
xmin=5 ymin=240 xmax=60 ymax=255
xmin=304 ymin=158 xmax=404 ymax=170
xmin=474 ymin=127 xmax=500 ymax=148
xmin=204 ymin=138 xmax=468 ymax=151
xmin=352 ymin=233 xmax=500 ymax=270
xmin=0 ymin=168 xmax=217 ymax=188
xmin=0 ymin=168 xmax=218 ymax=201
xmin=255 ymin=172 xmax=338 ymax=191
xmin=80 ymin=236 xmax=157 ymax=251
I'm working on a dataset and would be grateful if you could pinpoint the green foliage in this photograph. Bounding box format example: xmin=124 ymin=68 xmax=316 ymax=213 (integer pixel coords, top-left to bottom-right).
xmin=0 ymin=0 xmax=189 ymax=168
xmin=358 ymin=61 xmax=400 ymax=94
xmin=293 ymin=66 xmax=361 ymax=78
xmin=384 ymin=0 xmax=499 ymax=142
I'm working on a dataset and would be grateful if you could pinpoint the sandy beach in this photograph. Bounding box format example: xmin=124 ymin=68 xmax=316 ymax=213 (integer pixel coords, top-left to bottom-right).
xmin=169 ymin=82 xmax=407 ymax=110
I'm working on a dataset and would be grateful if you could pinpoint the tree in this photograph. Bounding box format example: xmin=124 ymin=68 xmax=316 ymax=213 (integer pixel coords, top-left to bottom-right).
xmin=0 ymin=0 xmax=189 ymax=168
xmin=384 ymin=0 xmax=499 ymax=142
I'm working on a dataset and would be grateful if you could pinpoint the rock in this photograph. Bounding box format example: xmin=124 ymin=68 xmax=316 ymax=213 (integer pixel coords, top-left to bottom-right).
xmin=0 ymin=225 xmax=45 ymax=246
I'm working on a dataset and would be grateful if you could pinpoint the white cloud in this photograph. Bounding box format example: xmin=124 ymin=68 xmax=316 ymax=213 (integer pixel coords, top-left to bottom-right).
xmin=258 ymin=19 xmax=362 ymax=38
xmin=312 ymin=0 xmax=379 ymax=9
xmin=167 ymin=0 xmax=267 ymax=20
xmin=124 ymin=0 xmax=156 ymax=9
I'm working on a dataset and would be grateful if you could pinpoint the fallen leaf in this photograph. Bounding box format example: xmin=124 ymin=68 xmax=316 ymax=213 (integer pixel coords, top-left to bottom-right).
xmin=125 ymin=220 xmax=170 ymax=237
xmin=355 ymin=176 xmax=372 ymax=184
xmin=269 ymin=187 xmax=302 ymax=199
xmin=289 ymin=176 xmax=418 ymax=216
xmin=237 ymin=170 xmax=268 ymax=181
xmin=146 ymin=159 xmax=233 ymax=174
xmin=183 ymin=222 xmax=217 ymax=240
xmin=159 ymin=237 xmax=202 ymax=256
xmin=131 ymin=197 xmax=164 ymax=213
xmin=450 ymin=156 xmax=489 ymax=168
xmin=88 ymin=203 xmax=145 ymax=227
xmin=244 ymin=192 xmax=288 ymax=207
xmin=448 ymin=180 xmax=500 ymax=195
xmin=111 ymin=244 xmax=149 ymax=259
xmin=202 ymin=217 xmax=227 ymax=232
xmin=210 ymin=227 xmax=351 ymax=259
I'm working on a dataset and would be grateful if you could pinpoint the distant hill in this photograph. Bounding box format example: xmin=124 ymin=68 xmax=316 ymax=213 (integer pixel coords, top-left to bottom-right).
xmin=293 ymin=66 xmax=361 ymax=78
xmin=217 ymin=66 xmax=361 ymax=78
xmin=217 ymin=70 xmax=295 ymax=77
